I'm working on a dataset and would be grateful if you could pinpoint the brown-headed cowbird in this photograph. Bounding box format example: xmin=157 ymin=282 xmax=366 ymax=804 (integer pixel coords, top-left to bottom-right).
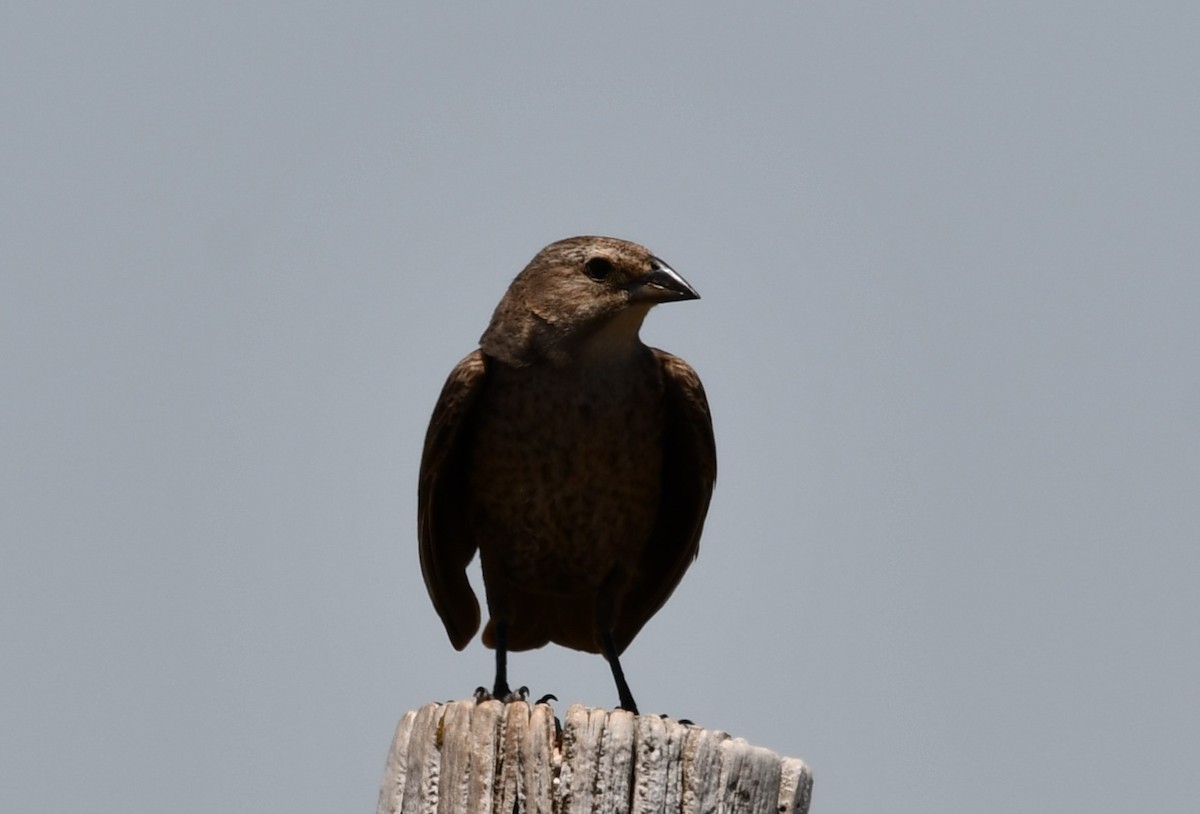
xmin=418 ymin=236 xmax=716 ymax=714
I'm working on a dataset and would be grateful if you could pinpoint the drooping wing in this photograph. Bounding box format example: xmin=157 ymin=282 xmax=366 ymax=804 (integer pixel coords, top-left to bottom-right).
xmin=417 ymin=350 xmax=489 ymax=650
xmin=613 ymin=349 xmax=717 ymax=652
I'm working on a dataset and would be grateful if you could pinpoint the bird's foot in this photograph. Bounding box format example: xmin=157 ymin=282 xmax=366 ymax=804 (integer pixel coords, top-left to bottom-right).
xmin=474 ymin=685 xmax=556 ymax=705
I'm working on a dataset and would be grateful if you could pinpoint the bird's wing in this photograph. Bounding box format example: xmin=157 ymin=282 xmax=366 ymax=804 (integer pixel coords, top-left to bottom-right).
xmin=418 ymin=350 xmax=488 ymax=650
xmin=614 ymin=349 xmax=717 ymax=652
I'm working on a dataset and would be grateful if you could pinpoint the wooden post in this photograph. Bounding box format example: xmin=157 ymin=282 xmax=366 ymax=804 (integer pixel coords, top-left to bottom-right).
xmin=377 ymin=700 xmax=813 ymax=814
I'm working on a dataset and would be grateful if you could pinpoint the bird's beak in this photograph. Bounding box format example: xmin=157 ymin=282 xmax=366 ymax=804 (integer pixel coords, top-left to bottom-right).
xmin=628 ymin=257 xmax=700 ymax=304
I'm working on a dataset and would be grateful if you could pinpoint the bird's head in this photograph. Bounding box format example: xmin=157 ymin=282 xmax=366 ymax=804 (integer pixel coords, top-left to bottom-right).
xmin=480 ymin=236 xmax=699 ymax=367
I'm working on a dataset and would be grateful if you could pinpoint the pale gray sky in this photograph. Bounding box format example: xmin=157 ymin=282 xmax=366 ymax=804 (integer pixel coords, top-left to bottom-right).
xmin=3 ymin=3 xmax=1198 ymax=812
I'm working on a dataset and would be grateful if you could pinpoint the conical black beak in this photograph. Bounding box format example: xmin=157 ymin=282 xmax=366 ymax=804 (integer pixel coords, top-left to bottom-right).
xmin=628 ymin=257 xmax=700 ymax=304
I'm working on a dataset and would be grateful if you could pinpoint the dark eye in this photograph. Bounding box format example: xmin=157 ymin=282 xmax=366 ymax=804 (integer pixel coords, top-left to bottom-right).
xmin=584 ymin=257 xmax=615 ymax=282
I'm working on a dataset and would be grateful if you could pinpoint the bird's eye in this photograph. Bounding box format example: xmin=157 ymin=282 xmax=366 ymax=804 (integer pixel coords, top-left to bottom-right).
xmin=584 ymin=257 xmax=615 ymax=282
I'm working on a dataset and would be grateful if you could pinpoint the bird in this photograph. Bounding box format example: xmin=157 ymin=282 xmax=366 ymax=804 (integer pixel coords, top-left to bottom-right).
xmin=417 ymin=236 xmax=716 ymax=714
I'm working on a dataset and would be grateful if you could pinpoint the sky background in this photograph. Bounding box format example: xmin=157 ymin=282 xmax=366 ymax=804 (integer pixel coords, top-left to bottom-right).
xmin=3 ymin=3 xmax=1198 ymax=812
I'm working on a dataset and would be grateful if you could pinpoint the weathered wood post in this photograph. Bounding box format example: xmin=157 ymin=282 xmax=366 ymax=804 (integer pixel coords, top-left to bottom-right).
xmin=377 ymin=700 xmax=812 ymax=814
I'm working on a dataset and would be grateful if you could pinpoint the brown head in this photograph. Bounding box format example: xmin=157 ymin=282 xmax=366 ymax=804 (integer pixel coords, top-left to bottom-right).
xmin=479 ymin=236 xmax=699 ymax=367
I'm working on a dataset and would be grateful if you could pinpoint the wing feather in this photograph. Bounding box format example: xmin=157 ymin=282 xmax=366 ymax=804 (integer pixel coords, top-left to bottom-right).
xmin=613 ymin=349 xmax=717 ymax=652
xmin=417 ymin=350 xmax=488 ymax=650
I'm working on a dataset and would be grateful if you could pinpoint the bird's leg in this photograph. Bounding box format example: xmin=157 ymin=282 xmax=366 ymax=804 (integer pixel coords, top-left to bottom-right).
xmin=492 ymin=620 xmax=512 ymax=701
xmin=601 ymin=631 xmax=639 ymax=715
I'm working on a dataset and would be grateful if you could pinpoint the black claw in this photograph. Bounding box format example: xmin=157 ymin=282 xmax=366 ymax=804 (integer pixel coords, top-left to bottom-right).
xmin=535 ymin=693 xmax=558 ymax=705
xmin=481 ymin=686 xmax=529 ymax=704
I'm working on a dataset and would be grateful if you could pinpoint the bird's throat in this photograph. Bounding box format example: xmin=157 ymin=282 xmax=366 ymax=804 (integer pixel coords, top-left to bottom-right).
xmin=576 ymin=304 xmax=653 ymax=365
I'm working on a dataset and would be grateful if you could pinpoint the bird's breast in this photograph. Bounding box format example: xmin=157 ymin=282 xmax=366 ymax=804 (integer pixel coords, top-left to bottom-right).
xmin=468 ymin=359 xmax=664 ymax=592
